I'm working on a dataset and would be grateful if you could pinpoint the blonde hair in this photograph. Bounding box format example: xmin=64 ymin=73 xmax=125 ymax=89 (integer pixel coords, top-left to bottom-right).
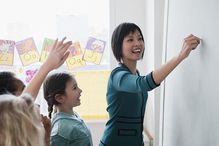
xmin=0 ymin=94 xmax=45 ymax=146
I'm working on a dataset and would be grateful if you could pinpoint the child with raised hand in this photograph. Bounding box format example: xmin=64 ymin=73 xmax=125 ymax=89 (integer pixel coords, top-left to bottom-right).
xmin=0 ymin=71 xmax=25 ymax=96
xmin=43 ymin=72 xmax=93 ymax=146
xmin=23 ymin=37 xmax=72 ymax=99
xmin=0 ymin=37 xmax=72 ymax=146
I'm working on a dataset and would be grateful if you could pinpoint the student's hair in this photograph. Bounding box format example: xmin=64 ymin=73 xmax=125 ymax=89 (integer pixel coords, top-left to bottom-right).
xmin=43 ymin=72 xmax=74 ymax=119
xmin=0 ymin=94 xmax=44 ymax=146
xmin=111 ymin=22 xmax=145 ymax=62
xmin=0 ymin=71 xmax=25 ymax=95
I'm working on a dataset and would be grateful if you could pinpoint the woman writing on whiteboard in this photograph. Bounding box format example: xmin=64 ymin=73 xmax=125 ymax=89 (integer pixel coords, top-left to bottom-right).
xmin=100 ymin=22 xmax=200 ymax=146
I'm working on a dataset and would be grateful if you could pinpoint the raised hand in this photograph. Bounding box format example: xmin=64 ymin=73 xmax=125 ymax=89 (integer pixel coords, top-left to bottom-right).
xmin=44 ymin=37 xmax=72 ymax=71
xmin=23 ymin=37 xmax=72 ymax=99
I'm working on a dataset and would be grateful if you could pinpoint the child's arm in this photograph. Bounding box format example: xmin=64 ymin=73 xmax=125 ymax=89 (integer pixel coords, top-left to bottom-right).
xmin=22 ymin=37 xmax=72 ymax=99
xmin=152 ymin=34 xmax=200 ymax=85
xmin=41 ymin=115 xmax=51 ymax=146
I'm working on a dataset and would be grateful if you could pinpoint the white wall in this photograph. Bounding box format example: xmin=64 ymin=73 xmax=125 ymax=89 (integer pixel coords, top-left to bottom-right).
xmin=144 ymin=0 xmax=155 ymax=140
xmin=162 ymin=0 xmax=219 ymax=146
xmin=154 ymin=0 xmax=166 ymax=146
xmin=144 ymin=1 xmax=166 ymax=146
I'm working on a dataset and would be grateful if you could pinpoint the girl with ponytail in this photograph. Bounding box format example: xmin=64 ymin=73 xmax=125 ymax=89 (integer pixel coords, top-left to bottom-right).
xmin=43 ymin=72 xmax=93 ymax=146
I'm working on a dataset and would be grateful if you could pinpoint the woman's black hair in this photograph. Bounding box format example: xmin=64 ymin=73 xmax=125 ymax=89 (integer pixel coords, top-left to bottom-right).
xmin=111 ymin=22 xmax=145 ymax=62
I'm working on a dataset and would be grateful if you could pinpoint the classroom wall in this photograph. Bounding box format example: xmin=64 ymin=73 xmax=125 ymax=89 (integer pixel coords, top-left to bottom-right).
xmin=154 ymin=0 xmax=165 ymax=145
xmin=162 ymin=0 xmax=219 ymax=146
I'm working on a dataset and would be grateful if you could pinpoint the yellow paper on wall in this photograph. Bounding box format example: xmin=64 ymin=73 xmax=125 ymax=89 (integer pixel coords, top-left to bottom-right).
xmin=0 ymin=40 xmax=15 ymax=65
xmin=74 ymin=70 xmax=110 ymax=120
xmin=83 ymin=37 xmax=106 ymax=64
xmin=16 ymin=38 xmax=40 ymax=66
xmin=66 ymin=42 xmax=86 ymax=69
xmin=83 ymin=49 xmax=103 ymax=64
xmin=40 ymin=38 xmax=55 ymax=62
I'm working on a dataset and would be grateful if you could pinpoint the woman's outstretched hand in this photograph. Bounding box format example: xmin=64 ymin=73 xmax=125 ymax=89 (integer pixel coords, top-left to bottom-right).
xmin=152 ymin=34 xmax=201 ymax=85
xmin=179 ymin=34 xmax=200 ymax=60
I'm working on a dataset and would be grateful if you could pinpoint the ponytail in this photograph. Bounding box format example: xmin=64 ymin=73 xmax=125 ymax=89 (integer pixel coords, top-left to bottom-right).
xmin=48 ymin=103 xmax=53 ymax=119
xmin=46 ymin=96 xmax=55 ymax=119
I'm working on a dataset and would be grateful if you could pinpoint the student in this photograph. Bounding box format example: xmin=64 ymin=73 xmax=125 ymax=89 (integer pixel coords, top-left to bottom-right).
xmin=0 ymin=37 xmax=72 ymax=146
xmin=43 ymin=72 xmax=93 ymax=146
xmin=100 ymin=22 xmax=200 ymax=146
xmin=0 ymin=71 xmax=52 ymax=146
xmin=0 ymin=94 xmax=45 ymax=146
xmin=0 ymin=71 xmax=25 ymax=96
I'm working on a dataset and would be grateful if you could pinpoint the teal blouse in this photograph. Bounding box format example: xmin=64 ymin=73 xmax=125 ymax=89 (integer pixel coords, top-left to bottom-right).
xmin=100 ymin=64 xmax=159 ymax=146
xmin=51 ymin=112 xmax=93 ymax=146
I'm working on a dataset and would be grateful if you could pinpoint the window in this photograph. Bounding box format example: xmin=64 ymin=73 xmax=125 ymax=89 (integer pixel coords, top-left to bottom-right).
xmin=0 ymin=0 xmax=110 ymax=120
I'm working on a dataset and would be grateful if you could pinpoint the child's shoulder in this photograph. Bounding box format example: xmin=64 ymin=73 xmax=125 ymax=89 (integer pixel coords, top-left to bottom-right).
xmin=51 ymin=113 xmax=84 ymax=139
xmin=52 ymin=112 xmax=81 ymax=126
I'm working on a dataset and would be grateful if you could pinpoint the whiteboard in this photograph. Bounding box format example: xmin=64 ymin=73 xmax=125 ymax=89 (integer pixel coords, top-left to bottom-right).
xmin=162 ymin=0 xmax=219 ymax=146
